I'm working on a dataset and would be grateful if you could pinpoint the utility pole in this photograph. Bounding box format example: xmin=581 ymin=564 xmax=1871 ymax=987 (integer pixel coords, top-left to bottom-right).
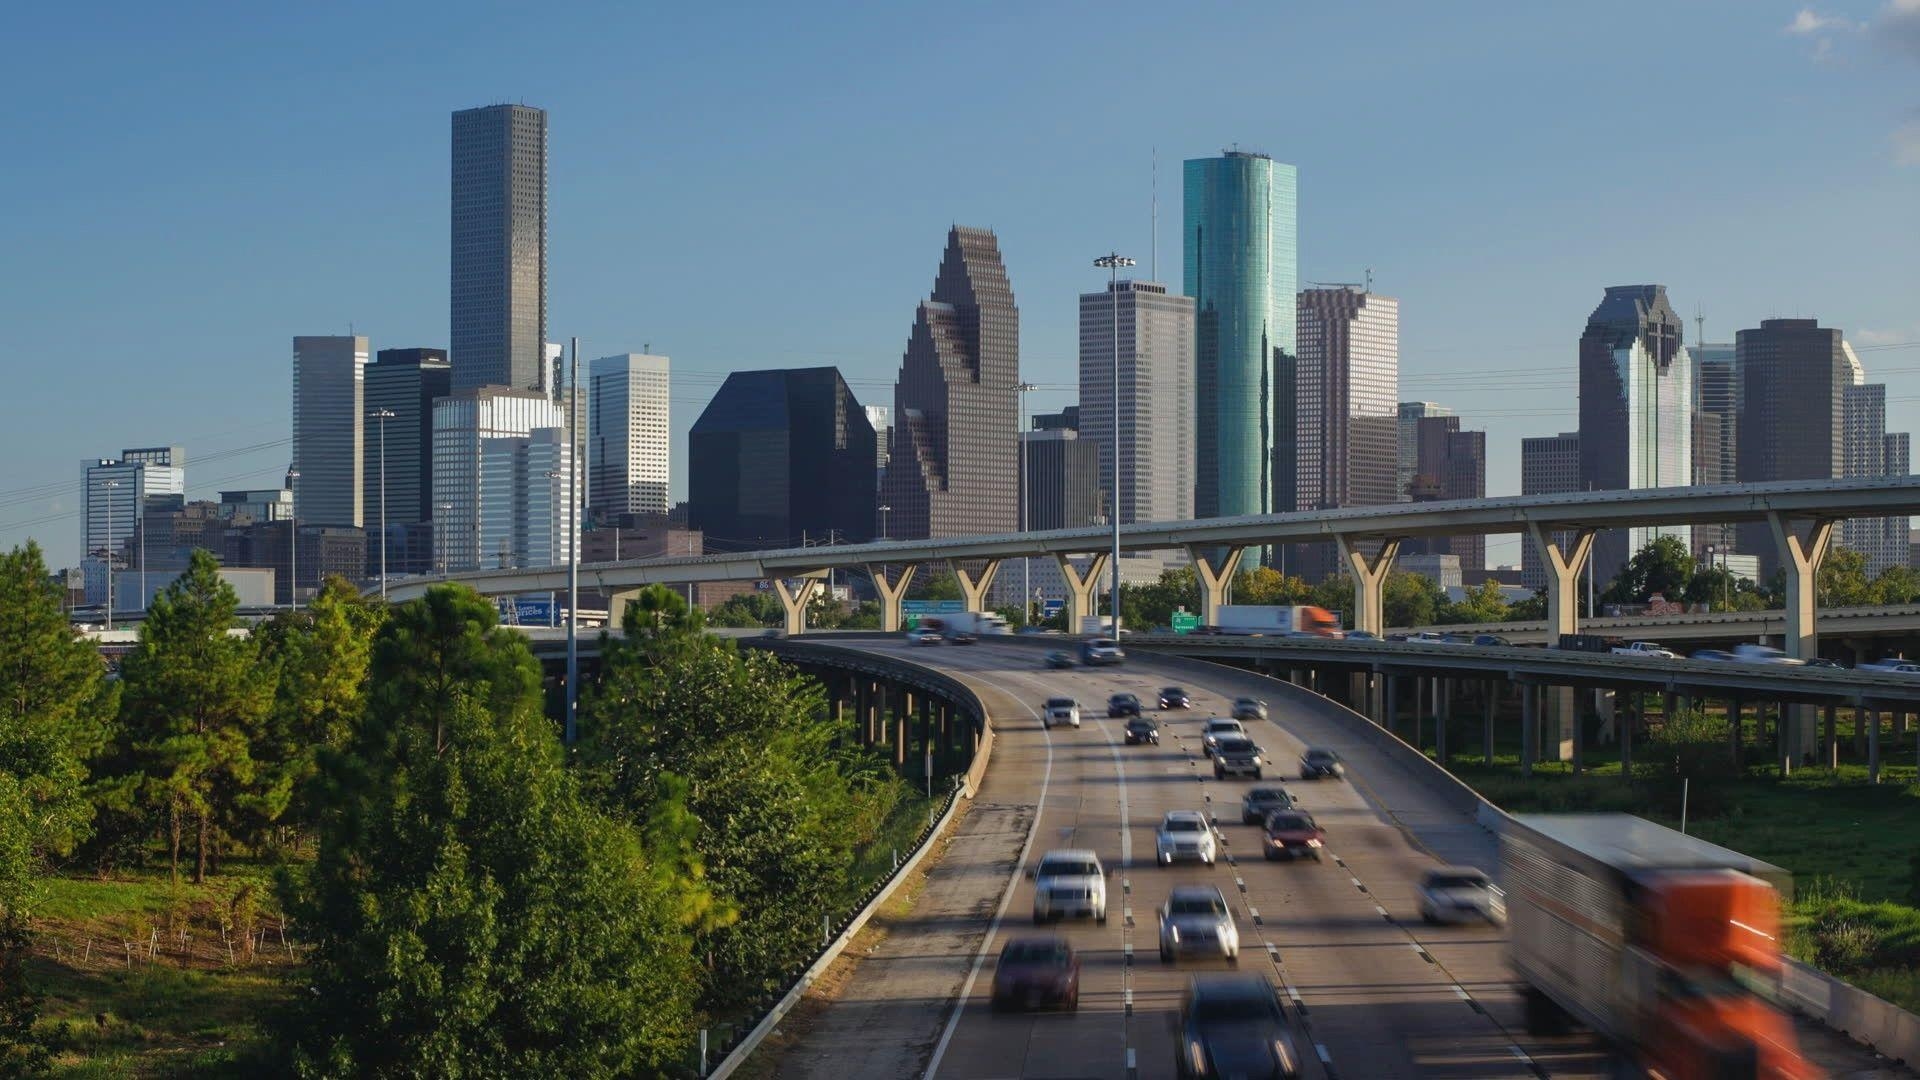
xmin=102 ymin=479 xmax=119 ymax=630
xmin=1094 ymin=252 xmax=1135 ymax=635
xmin=566 ymin=337 xmax=581 ymax=747
xmin=1016 ymin=381 xmax=1037 ymax=625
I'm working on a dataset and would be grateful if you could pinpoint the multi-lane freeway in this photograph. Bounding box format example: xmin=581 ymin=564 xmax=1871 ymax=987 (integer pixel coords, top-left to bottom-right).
xmin=767 ymin=639 xmax=1903 ymax=1080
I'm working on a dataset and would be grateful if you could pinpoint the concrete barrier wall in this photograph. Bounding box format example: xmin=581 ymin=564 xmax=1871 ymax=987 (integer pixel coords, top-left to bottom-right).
xmin=1782 ymin=959 xmax=1920 ymax=1068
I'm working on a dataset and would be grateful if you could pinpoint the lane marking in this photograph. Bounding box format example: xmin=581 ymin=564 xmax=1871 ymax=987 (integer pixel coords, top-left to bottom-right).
xmin=1315 ymin=1043 xmax=1333 ymax=1064
xmin=1124 ymin=987 xmax=1133 ymax=1015
xmin=1374 ymin=904 xmax=1389 ymax=919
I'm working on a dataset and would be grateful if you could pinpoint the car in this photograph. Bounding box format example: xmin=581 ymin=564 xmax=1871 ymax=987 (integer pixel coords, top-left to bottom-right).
xmin=1158 ymin=885 xmax=1239 ymax=963
xmin=991 ymin=937 xmax=1080 ymax=1011
xmin=1080 ymin=637 xmax=1125 ymax=666
xmin=1440 ymin=633 xmax=1475 ymax=645
xmin=1805 ymin=656 xmax=1845 ymax=670
xmin=1212 ymin=736 xmax=1264 ymax=780
xmin=1230 ymin=698 xmax=1268 ymax=722
xmin=1043 ymin=697 xmax=1081 ymax=729
xmin=1124 ymin=717 xmax=1160 ymax=745
xmin=1611 ymin=641 xmax=1677 ymax=659
xmin=1417 ymin=867 xmax=1507 ymax=926
xmin=1044 ymin=650 xmax=1075 ymax=670
xmin=1299 ymin=748 xmax=1344 ymax=780
xmin=1159 ymin=686 xmax=1193 ymax=709
xmin=1691 ymin=648 xmax=1735 ymax=662
xmin=947 ymin=629 xmax=977 ymax=645
xmin=1156 ymin=810 xmax=1218 ymax=867
xmin=1472 ymin=634 xmax=1511 ymax=647
xmin=1732 ymin=643 xmax=1804 ymax=666
xmin=1404 ymin=631 xmax=1447 ymax=644
xmin=907 ymin=627 xmax=942 ymax=646
xmin=1175 ymin=974 xmax=1299 ymax=1078
xmin=1200 ymin=718 xmax=1246 ymax=757
xmin=1344 ymin=629 xmax=1379 ymax=641
xmin=1240 ymin=786 xmax=1294 ymax=824
xmin=1032 ymin=849 xmax=1107 ymax=924
xmin=1859 ymin=657 xmax=1920 ymax=674
xmin=1107 ymin=692 xmax=1143 ymax=718
xmin=1259 ymin=810 xmax=1325 ymax=860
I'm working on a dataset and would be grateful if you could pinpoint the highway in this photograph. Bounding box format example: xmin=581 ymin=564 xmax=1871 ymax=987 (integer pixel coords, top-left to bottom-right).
xmin=767 ymin=638 xmax=1904 ymax=1080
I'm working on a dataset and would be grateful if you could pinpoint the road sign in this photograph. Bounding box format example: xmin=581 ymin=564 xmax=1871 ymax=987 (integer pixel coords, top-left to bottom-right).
xmin=1170 ymin=611 xmax=1200 ymax=634
xmin=498 ymin=596 xmax=556 ymax=626
xmin=1041 ymin=598 xmax=1065 ymax=617
xmin=902 ymin=599 xmax=965 ymax=615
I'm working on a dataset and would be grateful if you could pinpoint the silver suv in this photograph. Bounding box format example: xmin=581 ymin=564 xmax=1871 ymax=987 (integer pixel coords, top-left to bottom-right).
xmin=1158 ymin=884 xmax=1239 ymax=964
xmin=1200 ymin=718 xmax=1245 ymax=757
xmin=1032 ymin=849 xmax=1107 ymax=924
xmin=1155 ymin=810 xmax=1217 ymax=867
xmin=1042 ymin=697 xmax=1081 ymax=729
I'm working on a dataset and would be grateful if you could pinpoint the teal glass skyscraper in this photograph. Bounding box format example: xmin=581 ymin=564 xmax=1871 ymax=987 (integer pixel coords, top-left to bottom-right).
xmin=1184 ymin=151 xmax=1297 ymax=542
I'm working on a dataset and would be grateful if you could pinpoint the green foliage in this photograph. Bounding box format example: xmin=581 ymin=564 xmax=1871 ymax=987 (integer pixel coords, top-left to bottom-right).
xmin=578 ymin=601 xmax=902 ymax=1015
xmin=283 ymin=585 xmax=699 ymax=1077
xmin=1307 ymin=575 xmax=1353 ymax=625
xmin=1382 ymin=571 xmax=1445 ymax=629
xmin=1873 ymin=564 xmax=1920 ymax=605
xmin=705 ymin=590 xmax=782 ymax=628
xmin=1121 ymin=567 xmax=1198 ymax=629
xmin=1439 ymin=580 xmax=1511 ymax=625
xmin=1233 ymin=566 xmax=1312 ymax=606
xmin=253 ymin=578 xmax=382 ymax=841
xmin=1603 ymin=534 xmax=1695 ymax=604
xmin=117 ymin=551 xmax=275 ymax=884
xmin=1507 ymin=588 xmax=1548 ymax=620
xmin=909 ymin=571 xmax=962 ymax=602
xmin=1818 ymin=547 xmax=1875 ymax=607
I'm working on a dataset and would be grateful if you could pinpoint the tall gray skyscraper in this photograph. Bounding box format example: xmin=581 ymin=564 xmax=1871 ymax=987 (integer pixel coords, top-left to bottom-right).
xmin=1577 ymin=286 xmax=1692 ymax=581
xmin=1735 ymin=318 xmax=1850 ymax=575
xmin=451 ymin=104 xmax=547 ymax=391
xmin=431 ymin=386 xmax=569 ymax=571
xmin=1405 ymin=414 xmax=1487 ymax=570
xmin=1520 ymin=432 xmax=1581 ymax=590
xmin=1295 ymin=288 xmax=1400 ymax=512
xmin=587 ymin=353 xmax=671 ymax=519
xmin=364 ymin=348 xmax=451 ymax=527
xmin=1691 ymin=342 xmax=1738 ymax=554
xmin=879 ymin=227 xmax=1019 ymax=540
xmin=1078 ymin=280 xmax=1195 ymax=526
xmin=1843 ymin=381 xmax=1911 ymax=577
xmin=1184 ymin=151 xmax=1297 ymax=546
xmin=293 ymin=335 xmax=368 ymax=528
xmin=82 ymin=448 xmax=186 ymax=605
xmin=1396 ymin=402 xmax=1452 ymax=502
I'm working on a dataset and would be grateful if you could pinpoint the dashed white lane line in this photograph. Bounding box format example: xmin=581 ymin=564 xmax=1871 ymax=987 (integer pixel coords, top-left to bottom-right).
xmin=1315 ymin=1043 xmax=1334 ymax=1064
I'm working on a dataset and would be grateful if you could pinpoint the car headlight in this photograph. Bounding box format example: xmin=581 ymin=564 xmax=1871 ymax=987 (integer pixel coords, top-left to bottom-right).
xmin=1188 ymin=1039 xmax=1208 ymax=1074
xmin=1272 ymin=1038 xmax=1294 ymax=1072
xmin=1306 ymin=838 xmax=1322 ymax=847
xmin=1167 ymin=924 xmax=1180 ymax=942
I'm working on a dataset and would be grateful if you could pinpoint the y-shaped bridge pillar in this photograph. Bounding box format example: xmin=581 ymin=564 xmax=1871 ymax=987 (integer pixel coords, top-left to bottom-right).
xmin=867 ymin=563 xmax=917 ymax=632
xmin=1189 ymin=545 xmax=1245 ymax=628
xmin=1770 ymin=512 xmax=1836 ymax=771
xmin=949 ymin=559 xmax=1002 ymax=614
xmin=1526 ymin=523 xmax=1595 ymax=762
xmin=772 ymin=576 xmax=824 ymax=637
xmin=1056 ymin=553 xmax=1109 ymax=632
xmin=1336 ymin=535 xmax=1402 ymax=639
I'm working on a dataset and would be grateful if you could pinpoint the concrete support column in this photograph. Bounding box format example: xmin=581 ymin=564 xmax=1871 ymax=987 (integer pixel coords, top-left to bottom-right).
xmin=1436 ymin=678 xmax=1450 ymax=764
xmin=1728 ymin=696 xmax=1743 ymax=768
xmin=1770 ymin=512 xmax=1835 ymax=765
xmin=1056 ymin=553 xmax=1110 ymax=632
xmin=1484 ymin=679 xmax=1497 ymax=765
xmin=1662 ymin=691 xmax=1677 ymax=724
xmin=1189 ymin=545 xmax=1245 ymax=628
xmin=1866 ymin=705 xmax=1881 ymax=784
xmin=894 ymin=689 xmax=910 ymax=768
xmin=1336 ymin=535 xmax=1403 ymax=639
xmin=1621 ymin=692 xmax=1635 ymax=777
xmin=1823 ymin=704 xmax=1838 ymax=769
xmin=867 ymin=563 xmax=917 ymax=633
xmin=1522 ymin=683 xmax=1538 ymax=778
xmin=949 ymin=560 xmax=1002 ymax=615
xmin=1384 ymin=674 xmax=1400 ymax=737
xmin=1526 ymin=523 xmax=1594 ymax=764
xmin=1854 ymin=705 xmax=1868 ymax=758
xmin=772 ymin=576 xmax=824 ymax=637
xmin=1571 ymin=684 xmax=1584 ymax=777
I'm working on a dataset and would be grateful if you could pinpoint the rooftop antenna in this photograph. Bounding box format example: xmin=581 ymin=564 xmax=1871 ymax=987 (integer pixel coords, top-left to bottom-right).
xmin=1364 ymin=267 xmax=1373 ymax=294
xmin=1150 ymin=146 xmax=1158 ymax=283
xmin=1694 ymin=306 xmax=1705 ymax=349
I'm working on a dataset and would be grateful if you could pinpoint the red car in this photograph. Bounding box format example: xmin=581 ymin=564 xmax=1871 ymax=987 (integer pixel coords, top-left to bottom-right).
xmin=1261 ymin=810 xmax=1325 ymax=861
xmin=991 ymin=936 xmax=1080 ymax=1011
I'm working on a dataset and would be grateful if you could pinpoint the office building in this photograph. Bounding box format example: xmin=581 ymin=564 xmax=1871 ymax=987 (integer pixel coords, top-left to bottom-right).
xmin=1405 ymin=415 xmax=1486 ymax=570
xmin=81 ymin=448 xmax=187 ymax=607
xmin=1735 ymin=318 xmax=1851 ymax=575
xmin=878 ymin=226 xmax=1019 ymax=540
xmin=451 ymin=104 xmax=547 ymax=391
xmin=292 ymin=335 xmax=368 ymax=528
xmin=219 ymin=488 xmax=292 ymax=522
xmin=364 ymin=347 xmax=451 ymax=577
xmin=1843 ymin=382 xmax=1911 ymax=577
xmin=1691 ymin=342 xmax=1739 ymax=554
xmin=1520 ymin=432 xmax=1581 ymax=590
xmin=689 ymin=367 xmax=877 ymax=551
xmin=1185 ymin=151 xmax=1297 ymax=542
xmin=1577 ymin=286 xmax=1693 ymax=581
xmin=432 ymin=387 xmax=568 ymax=571
xmin=1033 ymin=406 xmax=1080 ymax=432
xmin=1079 ymin=279 xmax=1196 ymax=528
xmin=1021 ymin=429 xmax=1103 ymax=533
xmin=588 ymin=353 xmax=670 ymax=519
xmin=1296 ymin=287 xmax=1400 ymax=512
xmin=479 ymin=425 xmax=573 ymax=569
xmin=1397 ymin=402 xmax=1452 ymax=501
xmin=865 ymin=404 xmax=892 ymax=477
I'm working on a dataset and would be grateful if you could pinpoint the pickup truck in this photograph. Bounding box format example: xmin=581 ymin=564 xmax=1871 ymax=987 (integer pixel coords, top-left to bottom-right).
xmin=1610 ymin=641 xmax=1676 ymax=659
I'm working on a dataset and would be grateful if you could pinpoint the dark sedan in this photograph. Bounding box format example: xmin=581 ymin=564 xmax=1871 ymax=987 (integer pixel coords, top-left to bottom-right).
xmin=1044 ymin=650 xmax=1075 ymax=670
xmin=1107 ymin=693 xmax=1143 ymax=718
xmin=1124 ymin=717 xmax=1160 ymax=745
xmin=991 ymin=937 xmax=1080 ymax=1011
xmin=1240 ymin=786 xmax=1294 ymax=824
xmin=1158 ymin=686 xmax=1193 ymax=709
xmin=1299 ymin=748 xmax=1344 ymax=780
xmin=1176 ymin=974 xmax=1299 ymax=1078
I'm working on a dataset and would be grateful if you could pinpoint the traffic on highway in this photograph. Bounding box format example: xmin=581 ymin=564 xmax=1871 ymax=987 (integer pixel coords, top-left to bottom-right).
xmin=775 ymin=634 xmax=1888 ymax=1080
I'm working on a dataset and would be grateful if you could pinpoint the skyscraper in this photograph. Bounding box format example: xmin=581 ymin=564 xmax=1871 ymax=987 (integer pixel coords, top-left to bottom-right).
xmin=1405 ymin=415 xmax=1487 ymax=570
xmin=431 ymin=387 xmax=568 ymax=571
xmin=587 ymin=353 xmax=671 ymax=519
xmin=1692 ymin=342 xmax=1739 ymax=555
xmin=82 ymin=447 xmax=186 ymax=605
xmin=451 ymin=104 xmax=547 ymax=392
xmin=688 ymin=367 xmax=876 ymax=550
xmin=292 ymin=335 xmax=368 ymax=528
xmin=1843 ymin=382 xmax=1911 ymax=577
xmin=1078 ymin=280 xmax=1195 ymax=526
xmin=1577 ymin=286 xmax=1693 ymax=581
xmin=865 ymin=404 xmax=892 ymax=479
xmin=364 ymin=348 xmax=451 ymax=526
xmin=1021 ymin=427 xmax=1103 ymax=533
xmin=1397 ymin=402 xmax=1452 ymax=502
xmin=879 ymin=226 xmax=1019 ymax=540
xmin=1185 ymin=151 xmax=1297 ymax=539
xmin=1735 ymin=318 xmax=1850 ymax=576
xmin=1520 ymin=432 xmax=1581 ymax=590
xmin=1296 ymin=288 xmax=1400 ymax=513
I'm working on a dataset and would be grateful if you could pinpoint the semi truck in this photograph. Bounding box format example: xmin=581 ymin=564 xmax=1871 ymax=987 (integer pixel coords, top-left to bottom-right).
xmin=939 ymin=611 xmax=1009 ymax=637
xmin=1211 ymin=605 xmax=1341 ymax=637
xmin=1501 ymin=813 xmax=1814 ymax=1078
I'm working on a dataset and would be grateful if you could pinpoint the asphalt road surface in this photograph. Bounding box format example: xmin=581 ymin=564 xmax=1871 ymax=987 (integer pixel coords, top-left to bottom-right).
xmin=767 ymin=638 xmax=1905 ymax=1080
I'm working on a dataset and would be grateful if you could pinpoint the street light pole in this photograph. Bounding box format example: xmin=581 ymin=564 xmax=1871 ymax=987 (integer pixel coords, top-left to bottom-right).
xmin=370 ymin=408 xmax=395 ymax=599
xmin=102 ymin=478 xmax=119 ymax=630
xmin=1016 ymin=381 xmax=1037 ymax=626
xmin=566 ymin=337 xmax=581 ymax=747
xmin=286 ymin=467 xmax=300 ymax=610
xmin=1094 ymin=253 xmax=1135 ymax=635
xmin=878 ymin=504 xmax=891 ymax=541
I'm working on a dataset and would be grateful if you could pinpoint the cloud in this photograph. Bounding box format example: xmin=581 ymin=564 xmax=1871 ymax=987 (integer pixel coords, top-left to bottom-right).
xmin=1894 ymin=112 xmax=1920 ymax=166
xmin=1786 ymin=7 xmax=1858 ymax=34
xmin=1856 ymin=327 xmax=1920 ymax=346
xmin=1876 ymin=0 xmax=1920 ymax=59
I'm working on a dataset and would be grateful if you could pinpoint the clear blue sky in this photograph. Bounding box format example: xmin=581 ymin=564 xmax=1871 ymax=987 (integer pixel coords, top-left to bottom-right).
xmin=3 ymin=1 xmax=1916 ymax=567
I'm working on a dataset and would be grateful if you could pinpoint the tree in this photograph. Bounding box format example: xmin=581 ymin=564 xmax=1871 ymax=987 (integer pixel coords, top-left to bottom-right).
xmin=1122 ymin=567 xmax=1199 ymax=629
xmin=1873 ymin=564 xmax=1920 ymax=605
xmin=283 ymin=585 xmax=701 ymax=1077
xmin=1308 ymin=575 xmax=1354 ymax=626
xmin=254 ymin=577 xmax=382 ymax=842
xmin=118 ymin=550 xmax=274 ymax=883
xmin=910 ymin=571 xmax=963 ymax=602
xmin=1382 ymin=571 xmax=1445 ymax=629
xmin=1604 ymin=535 xmax=1694 ymax=604
xmin=1234 ymin=566 xmax=1311 ymax=606
xmin=1440 ymin=580 xmax=1512 ymax=625
xmin=1819 ymin=547 xmax=1874 ymax=607
xmin=578 ymin=594 xmax=901 ymax=1015
xmin=705 ymin=589 xmax=782 ymax=628
xmin=1508 ymin=588 xmax=1548 ymax=621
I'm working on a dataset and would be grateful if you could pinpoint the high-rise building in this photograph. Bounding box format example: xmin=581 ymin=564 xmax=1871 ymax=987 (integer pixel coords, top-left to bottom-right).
xmin=1520 ymin=432 xmax=1581 ymax=590
xmin=1079 ymin=280 xmax=1196 ymax=527
xmin=1843 ymin=382 xmax=1911 ymax=577
xmin=879 ymin=226 xmax=1019 ymax=540
xmin=865 ymin=404 xmax=892 ymax=478
xmin=1397 ymin=402 xmax=1452 ymax=502
xmin=1185 ymin=151 xmax=1297 ymax=541
xmin=478 ymin=425 xmax=573 ymax=569
xmin=431 ymin=387 xmax=568 ymax=571
xmin=1296 ymin=288 xmax=1400 ymax=514
xmin=1692 ymin=411 xmax=1723 ymax=488
xmin=81 ymin=447 xmax=186 ymax=605
xmin=1577 ymin=286 xmax=1692 ymax=581
xmin=451 ymin=104 xmax=547 ymax=392
xmin=364 ymin=348 xmax=452 ymax=577
xmin=688 ymin=367 xmax=877 ymax=551
xmin=1735 ymin=318 xmax=1850 ymax=576
xmin=587 ymin=353 xmax=670 ymax=520
xmin=1033 ymin=407 xmax=1080 ymax=432
xmin=292 ymin=335 xmax=368 ymax=528
xmin=1021 ymin=428 xmax=1103 ymax=533
xmin=1691 ymin=342 xmax=1739 ymax=555
xmin=1405 ymin=415 xmax=1486 ymax=570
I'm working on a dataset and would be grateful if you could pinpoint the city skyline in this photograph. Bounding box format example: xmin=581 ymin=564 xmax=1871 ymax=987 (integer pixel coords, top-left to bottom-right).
xmin=4 ymin=4 xmax=1918 ymax=565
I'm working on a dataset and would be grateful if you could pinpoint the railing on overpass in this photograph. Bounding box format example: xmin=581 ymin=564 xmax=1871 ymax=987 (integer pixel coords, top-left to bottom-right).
xmin=1397 ymin=604 xmax=1920 ymax=650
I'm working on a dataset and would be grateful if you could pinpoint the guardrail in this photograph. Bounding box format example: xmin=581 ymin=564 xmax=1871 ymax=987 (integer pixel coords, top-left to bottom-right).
xmin=1782 ymin=959 xmax=1920 ymax=1068
xmin=703 ymin=641 xmax=994 ymax=1079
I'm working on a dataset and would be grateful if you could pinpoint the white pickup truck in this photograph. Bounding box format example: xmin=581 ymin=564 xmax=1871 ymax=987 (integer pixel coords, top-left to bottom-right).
xmin=1610 ymin=641 xmax=1676 ymax=659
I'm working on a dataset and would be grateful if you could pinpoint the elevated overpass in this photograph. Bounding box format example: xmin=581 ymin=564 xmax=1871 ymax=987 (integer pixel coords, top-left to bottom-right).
xmin=1401 ymin=604 xmax=1920 ymax=655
